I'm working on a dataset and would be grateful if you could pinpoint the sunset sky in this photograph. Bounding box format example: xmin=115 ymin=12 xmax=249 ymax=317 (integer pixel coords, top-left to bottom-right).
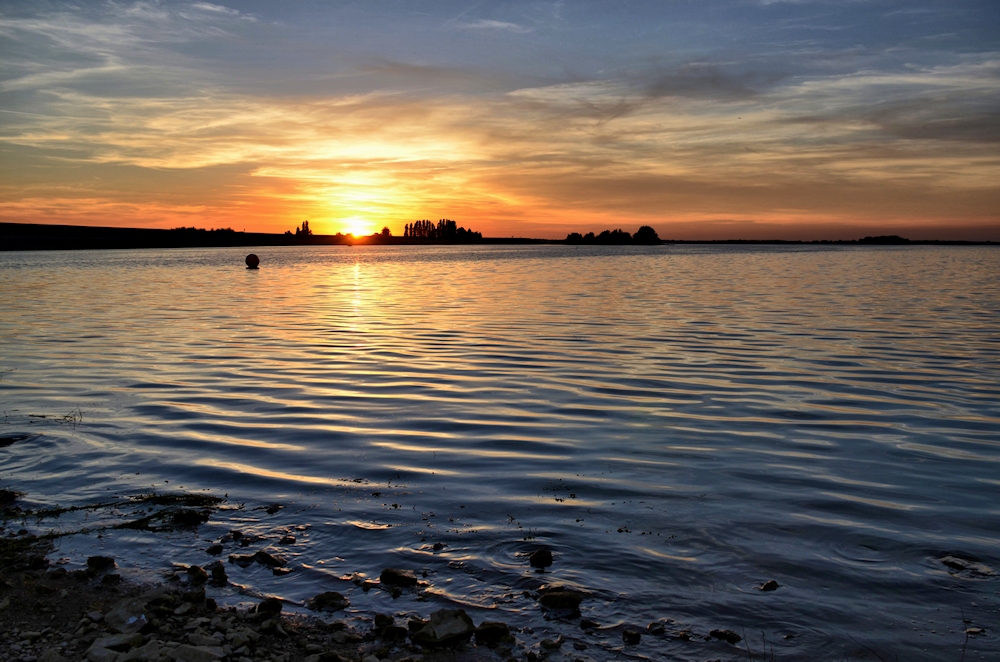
xmin=1 ymin=1 xmax=998 ymax=239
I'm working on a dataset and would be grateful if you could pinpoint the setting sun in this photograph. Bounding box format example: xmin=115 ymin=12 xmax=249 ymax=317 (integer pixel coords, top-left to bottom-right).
xmin=339 ymin=217 xmax=376 ymax=237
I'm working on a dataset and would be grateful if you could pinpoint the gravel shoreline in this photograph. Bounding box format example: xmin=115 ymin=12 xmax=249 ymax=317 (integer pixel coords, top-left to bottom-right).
xmin=0 ymin=492 xmax=521 ymax=662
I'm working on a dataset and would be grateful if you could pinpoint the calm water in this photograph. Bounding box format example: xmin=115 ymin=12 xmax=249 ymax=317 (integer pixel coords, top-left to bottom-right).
xmin=1 ymin=244 xmax=999 ymax=661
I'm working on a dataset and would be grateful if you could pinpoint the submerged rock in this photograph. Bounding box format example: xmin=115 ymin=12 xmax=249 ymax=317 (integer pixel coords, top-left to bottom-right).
xmin=252 ymin=550 xmax=287 ymax=567
xmin=380 ymin=567 xmax=418 ymax=587
xmin=529 ymin=548 xmax=553 ymax=569
xmin=410 ymin=608 xmax=475 ymax=647
xmin=759 ymin=580 xmax=779 ymax=591
xmin=306 ymin=591 xmax=349 ymax=612
xmin=647 ymin=622 xmax=666 ymax=636
xmin=710 ymin=629 xmax=742 ymax=644
xmin=622 ymin=629 xmax=641 ymax=645
xmin=538 ymin=587 xmax=585 ymax=613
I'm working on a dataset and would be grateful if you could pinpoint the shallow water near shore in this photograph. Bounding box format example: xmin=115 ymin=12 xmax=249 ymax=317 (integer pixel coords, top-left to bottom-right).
xmin=2 ymin=244 xmax=999 ymax=660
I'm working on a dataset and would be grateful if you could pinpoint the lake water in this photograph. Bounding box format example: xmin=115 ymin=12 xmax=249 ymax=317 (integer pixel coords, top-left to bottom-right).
xmin=1 ymin=244 xmax=998 ymax=661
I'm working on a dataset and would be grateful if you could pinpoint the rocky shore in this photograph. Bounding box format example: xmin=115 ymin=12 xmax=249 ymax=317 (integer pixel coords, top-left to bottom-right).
xmin=0 ymin=490 xmax=526 ymax=662
xmin=0 ymin=542 xmax=516 ymax=662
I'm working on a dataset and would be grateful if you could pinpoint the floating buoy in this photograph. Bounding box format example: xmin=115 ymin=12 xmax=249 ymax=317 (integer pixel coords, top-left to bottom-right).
xmin=245 ymin=254 xmax=260 ymax=269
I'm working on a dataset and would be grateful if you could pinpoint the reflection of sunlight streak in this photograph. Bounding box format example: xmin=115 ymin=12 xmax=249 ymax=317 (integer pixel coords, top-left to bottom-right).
xmin=197 ymin=460 xmax=347 ymax=486
xmin=638 ymin=548 xmax=698 ymax=562
xmin=820 ymin=492 xmax=923 ymax=511
xmin=370 ymin=441 xmax=567 ymax=461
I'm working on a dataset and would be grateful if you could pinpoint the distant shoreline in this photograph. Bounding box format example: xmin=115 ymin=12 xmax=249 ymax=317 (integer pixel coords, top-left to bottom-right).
xmin=1 ymin=222 xmax=996 ymax=251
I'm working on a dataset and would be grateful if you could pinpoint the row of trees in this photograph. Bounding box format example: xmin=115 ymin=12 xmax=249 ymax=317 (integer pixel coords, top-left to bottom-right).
xmin=404 ymin=219 xmax=482 ymax=241
xmin=566 ymin=226 xmax=661 ymax=245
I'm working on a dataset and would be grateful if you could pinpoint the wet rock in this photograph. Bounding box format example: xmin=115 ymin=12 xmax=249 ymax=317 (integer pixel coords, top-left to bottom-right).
xmin=380 ymin=567 xmax=418 ymax=587
xmin=186 ymin=565 xmax=208 ymax=585
xmin=252 ymin=551 xmax=287 ymax=567
xmin=529 ymin=549 xmax=553 ymax=569
xmin=166 ymin=643 xmax=224 ymax=661
xmin=205 ymin=544 xmax=223 ymax=556
xmin=676 ymin=629 xmax=692 ymax=641
xmin=222 ymin=530 xmax=243 ymax=543
xmin=622 ymin=629 xmax=641 ymax=645
xmin=410 ymin=608 xmax=476 ymax=647
xmin=538 ymin=588 xmax=584 ymax=612
xmin=88 ymin=555 xmax=116 ymax=571
xmin=105 ymin=597 xmax=149 ymax=634
xmin=432 ymin=542 xmax=446 ymax=551
xmin=170 ymin=509 xmax=211 ymax=527
xmin=579 ymin=618 xmax=599 ymax=630
xmin=373 ymin=612 xmax=394 ymax=633
xmin=474 ymin=621 xmax=511 ymax=647
xmin=265 ymin=504 xmax=283 ymax=514
xmin=228 ymin=554 xmax=254 ymax=568
xmin=541 ymin=635 xmax=564 ymax=649
xmin=257 ymin=597 xmax=283 ymax=617
xmin=710 ymin=629 xmax=742 ymax=645
xmin=279 ymin=535 xmax=296 ymax=545
xmin=207 ymin=561 xmax=227 ymax=586
xmin=306 ymin=592 xmax=349 ymax=613
xmin=759 ymin=580 xmax=779 ymax=591
xmin=383 ymin=625 xmax=408 ymax=642
xmin=940 ymin=555 xmax=996 ymax=578
xmin=647 ymin=622 xmax=665 ymax=636
xmin=966 ymin=627 xmax=985 ymax=635
xmin=408 ymin=617 xmax=429 ymax=633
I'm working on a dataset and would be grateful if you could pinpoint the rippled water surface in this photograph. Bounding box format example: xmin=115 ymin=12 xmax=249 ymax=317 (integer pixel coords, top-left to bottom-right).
xmin=2 ymin=244 xmax=999 ymax=660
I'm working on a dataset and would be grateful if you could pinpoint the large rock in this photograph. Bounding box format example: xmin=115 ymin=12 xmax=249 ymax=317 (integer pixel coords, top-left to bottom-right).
xmin=166 ymin=644 xmax=224 ymax=662
xmin=380 ymin=567 xmax=417 ymax=587
xmin=88 ymin=632 xmax=143 ymax=653
xmin=411 ymin=608 xmax=476 ymax=647
xmin=104 ymin=597 xmax=149 ymax=634
xmin=306 ymin=591 xmax=349 ymax=612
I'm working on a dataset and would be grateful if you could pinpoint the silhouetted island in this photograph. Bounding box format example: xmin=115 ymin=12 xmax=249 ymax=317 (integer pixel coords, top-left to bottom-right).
xmin=1 ymin=222 xmax=995 ymax=251
xmin=566 ymin=226 xmax=662 ymax=245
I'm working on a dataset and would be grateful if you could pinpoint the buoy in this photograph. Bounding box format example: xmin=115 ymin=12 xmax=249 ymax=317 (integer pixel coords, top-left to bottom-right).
xmin=245 ymin=254 xmax=260 ymax=269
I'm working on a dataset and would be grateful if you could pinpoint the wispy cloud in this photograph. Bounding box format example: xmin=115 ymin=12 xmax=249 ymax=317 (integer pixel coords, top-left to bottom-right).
xmin=457 ymin=19 xmax=532 ymax=33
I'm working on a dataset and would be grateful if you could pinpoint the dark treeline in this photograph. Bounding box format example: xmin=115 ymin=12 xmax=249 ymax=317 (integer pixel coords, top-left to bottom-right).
xmin=566 ymin=226 xmax=661 ymax=245
xmin=404 ymin=219 xmax=482 ymax=241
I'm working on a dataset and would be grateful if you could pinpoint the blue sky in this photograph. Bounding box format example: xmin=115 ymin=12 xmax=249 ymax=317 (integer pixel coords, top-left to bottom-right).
xmin=1 ymin=0 xmax=997 ymax=238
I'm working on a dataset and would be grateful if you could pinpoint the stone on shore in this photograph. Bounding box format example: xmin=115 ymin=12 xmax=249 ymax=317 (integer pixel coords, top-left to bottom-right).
xmin=257 ymin=597 xmax=283 ymax=616
xmin=306 ymin=591 xmax=349 ymax=612
xmin=89 ymin=632 xmax=143 ymax=653
xmin=105 ymin=597 xmax=149 ymax=634
xmin=87 ymin=556 xmax=116 ymax=571
xmin=474 ymin=621 xmax=511 ymax=647
xmin=410 ymin=608 xmax=475 ymax=647
xmin=379 ymin=567 xmax=417 ymax=587
xmin=166 ymin=643 xmax=224 ymax=661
